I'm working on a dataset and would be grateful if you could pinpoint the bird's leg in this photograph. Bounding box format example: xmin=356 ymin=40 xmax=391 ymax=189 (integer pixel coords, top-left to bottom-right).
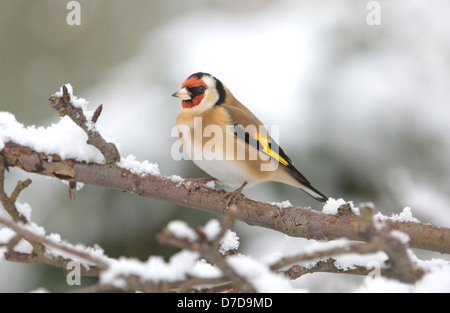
xmin=223 ymin=182 xmax=248 ymax=209
xmin=184 ymin=177 xmax=217 ymax=195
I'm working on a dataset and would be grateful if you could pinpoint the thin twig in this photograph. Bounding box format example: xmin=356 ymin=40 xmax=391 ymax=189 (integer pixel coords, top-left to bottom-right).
xmin=270 ymin=241 xmax=381 ymax=271
xmin=357 ymin=206 xmax=424 ymax=283
xmin=0 ymin=157 xmax=29 ymax=223
xmin=0 ymin=215 xmax=109 ymax=270
xmin=157 ymin=216 xmax=256 ymax=292
xmin=48 ymin=85 xmax=120 ymax=164
xmin=281 ymin=258 xmax=374 ymax=279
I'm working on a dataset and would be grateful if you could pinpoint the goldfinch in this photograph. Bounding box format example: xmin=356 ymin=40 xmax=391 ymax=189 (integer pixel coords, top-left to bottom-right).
xmin=172 ymin=72 xmax=328 ymax=207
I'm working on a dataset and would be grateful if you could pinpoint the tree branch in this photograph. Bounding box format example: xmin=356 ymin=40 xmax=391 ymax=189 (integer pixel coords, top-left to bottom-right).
xmin=1 ymin=85 xmax=449 ymax=292
xmin=48 ymin=85 xmax=120 ymax=164
xmin=281 ymin=258 xmax=373 ymax=279
xmin=1 ymin=140 xmax=449 ymax=254
xmin=156 ymin=206 xmax=256 ymax=292
xmin=270 ymin=206 xmax=424 ymax=283
xmin=0 ymin=157 xmax=30 ymax=223
xmin=0 ymin=214 xmax=109 ymax=271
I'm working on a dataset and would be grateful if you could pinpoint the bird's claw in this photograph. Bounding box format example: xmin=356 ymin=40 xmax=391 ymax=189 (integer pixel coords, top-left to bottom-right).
xmin=223 ymin=191 xmax=243 ymax=211
xmin=222 ymin=182 xmax=248 ymax=211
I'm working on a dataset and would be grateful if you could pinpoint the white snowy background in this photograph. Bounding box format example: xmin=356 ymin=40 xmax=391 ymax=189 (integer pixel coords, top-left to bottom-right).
xmin=1 ymin=0 xmax=450 ymax=292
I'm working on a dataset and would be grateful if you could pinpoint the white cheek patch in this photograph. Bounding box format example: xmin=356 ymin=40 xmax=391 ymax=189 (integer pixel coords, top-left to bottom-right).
xmin=202 ymin=89 xmax=219 ymax=108
xmin=196 ymin=77 xmax=219 ymax=110
xmin=202 ymin=76 xmax=216 ymax=88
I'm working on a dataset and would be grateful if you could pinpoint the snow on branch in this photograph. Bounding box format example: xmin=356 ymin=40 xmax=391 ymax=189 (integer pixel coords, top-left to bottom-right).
xmin=2 ymin=140 xmax=448 ymax=254
xmin=48 ymin=85 xmax=120 ymax=165
xmin=1 ymin=84 xmax=450 ymax=292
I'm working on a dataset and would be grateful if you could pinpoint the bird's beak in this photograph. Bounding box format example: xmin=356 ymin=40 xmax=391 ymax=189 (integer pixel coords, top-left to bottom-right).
xmin=172 ymin=87 xmax=191 ymax=101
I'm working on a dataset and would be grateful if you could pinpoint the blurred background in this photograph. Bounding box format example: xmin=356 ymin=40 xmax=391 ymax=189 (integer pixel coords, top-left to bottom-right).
xmin=1 ymin=0 xmax=450 ymax=292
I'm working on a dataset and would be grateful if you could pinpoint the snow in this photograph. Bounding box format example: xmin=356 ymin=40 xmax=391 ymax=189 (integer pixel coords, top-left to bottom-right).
xmin=175 ymin=178 xmax=216 ymax=190
xmin=374 ymin=207 xmax=420 ymax=223
xmin=227 ymin=254 xmax=301 ymax=293
xmin=269 ymin=200 xmax=292 ymax=209
xmin=0 ymin=85 xmax=107 ymax=161
xmin=100 ymin=250 xmax=200 ymax=286
xmin=22 ymin=222 xmax=46 ymax=237
xmin=201 ymin=219 xmax=221 ymax=240
xmin=321 ymin=199 xmax=420 ymax=228
xmin=12 ymin=239 xmax=33 ymax=254
xmin=219 ymin=229 xmax=240 ymax=255
xmin=334 ymin=251 xmax=387 ymax=272
xmin=413 ymin=259 xmax=450 ymax=293
xmin=0 ymin=214 xmax=107 ymax=269
xmin=0 ymin=228 xmax=16 ymax=261
xmin=1 ymin=200 xmax=449 ymax=292
xmin=204 ymin=180 xmax=216 ymax=189
xmin=355 ymin=276 xmax=412 ymax=293
xmin=10 ymin=222 xmax=47 ymax=255
xmin=322 ymin=198 xmax=359 ymax=215
xmin=166 ymin=220 xmax=198 ymax=242
xmin=168 ymin=219 xmax=240 ymax=255
xmin=322 ymin=198 xmax=346 ymax=215
xmin=53 ymin=84 xmax=95 ymax=130
xmin=169 ymin=174 xmax=184 ymax=183
xmin=44 ymin=235 xmax=107 ymax=269
xmin=200 ymin=219 xmax=240 ymax=254
xmin=276 ymin=237 xmax=363 ymax=271
xmin=0 ymin=227 xmax=16 ymax=245
xmin=389 ymin=230 xmax=410 ymax=244
xmin=16 ymin=203 xmax=32 ymax=222
xmin=356 ymin=257 xmax=450 ymax=293
xmin=321 ymin=197 xmax=421 ymax=235
xmin=54 ymin=84 xmax=89 ymax=111
xmin=0 ymin=111 xmax=104 ymax=163
xmin=0 ymin=109 xmax=163 ymax=179
xmin=189 ymin=258 xmax=222 ymax=279
xmin=117 ymin=154 xmax=160 ymax=177
xmin=98 ymin=230 xmax=446 ymax=292
xmin=0 ymin=222 xmax=46 ymax=255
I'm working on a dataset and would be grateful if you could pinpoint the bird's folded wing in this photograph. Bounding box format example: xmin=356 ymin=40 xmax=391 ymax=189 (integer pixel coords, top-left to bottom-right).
xmin=224 ymin=103 xmax=313 ymax=186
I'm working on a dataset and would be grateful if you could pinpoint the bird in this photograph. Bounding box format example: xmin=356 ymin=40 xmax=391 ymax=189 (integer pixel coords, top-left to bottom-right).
xmin=172 ymin=72 xmax=328 ymax=207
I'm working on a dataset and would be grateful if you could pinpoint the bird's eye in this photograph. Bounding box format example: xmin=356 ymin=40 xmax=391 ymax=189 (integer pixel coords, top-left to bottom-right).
xmin=193 ymin=86 xmax=206 ymax=93
xmin=190 ymin=85 xmax=206 ymax=94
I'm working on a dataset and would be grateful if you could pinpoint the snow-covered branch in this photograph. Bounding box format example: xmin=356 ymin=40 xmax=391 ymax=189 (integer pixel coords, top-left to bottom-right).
xmin=48 ymin=85 xmax=120 ymax=165
xmin=2 ymin=140 xmax=449 ymax=254
xmin=1 ymin=85 xmax=449 ymax=292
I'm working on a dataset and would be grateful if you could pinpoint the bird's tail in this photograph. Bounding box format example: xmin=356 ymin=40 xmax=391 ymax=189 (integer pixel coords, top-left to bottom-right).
xmin=298 ymin=182 xmax=328 ymax=203
xmin=275 ymin=167 xmax=328 ymax=203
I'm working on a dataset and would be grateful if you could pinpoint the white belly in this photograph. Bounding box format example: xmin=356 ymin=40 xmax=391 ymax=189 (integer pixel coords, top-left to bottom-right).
xmin=177 ymin=123 xmax=255 ymax=187
xmin=192 ymin=158 xmax=252 ymax=187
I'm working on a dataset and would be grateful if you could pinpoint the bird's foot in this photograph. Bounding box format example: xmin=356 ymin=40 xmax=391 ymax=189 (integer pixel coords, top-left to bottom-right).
xmin=184 ymin=178 xmax=217 ymax=196
xmin=223 ymin=182 xmax=248 ymax=210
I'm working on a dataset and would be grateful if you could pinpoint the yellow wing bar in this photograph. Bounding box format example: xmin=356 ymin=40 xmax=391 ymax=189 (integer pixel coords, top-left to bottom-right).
xmin=233 ymin=124 xmax=291 ymax=167
xmin=255 ymin=133 xmax=289 ymax=166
